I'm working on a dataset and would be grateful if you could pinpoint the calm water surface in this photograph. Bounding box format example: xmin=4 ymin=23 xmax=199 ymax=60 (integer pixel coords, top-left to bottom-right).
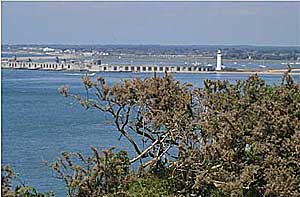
xmin=1 ymin=69 xmax=286 ymax=195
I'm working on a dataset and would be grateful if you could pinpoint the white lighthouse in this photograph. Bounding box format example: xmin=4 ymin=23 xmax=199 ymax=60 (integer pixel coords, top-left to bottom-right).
xmin=216 ymin=49 xmax=222 ymax=71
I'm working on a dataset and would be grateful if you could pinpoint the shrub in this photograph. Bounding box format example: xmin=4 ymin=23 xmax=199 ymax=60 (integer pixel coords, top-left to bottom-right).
xmin=52 ymin=69 xmax=300 ymax=196
xmin=51 ymin=147 xmax=130 ymax=196
xmin=173 ymin=73 xmax=300 ymax=196
xmin=59 ymin=74 xmax=195 ymax=171
xmin=2 ymin=165 xmax=15 ymax=197
xmin=1 ymin=165 xmax=54 ymax=197
xmin=4 ymin=66 xmax=300 ymax=196
xmin=55 ymin=69 xmax=299 ymax=196
xmin=123 ymin=173 xmax=175 ymax=196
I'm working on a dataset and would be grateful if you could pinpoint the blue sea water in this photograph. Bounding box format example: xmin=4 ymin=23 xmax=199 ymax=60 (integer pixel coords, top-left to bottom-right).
xmin=2 ymin=53 xmax=50 ymax=58
xmin=1 ymin=69 xmax=288 ymax=195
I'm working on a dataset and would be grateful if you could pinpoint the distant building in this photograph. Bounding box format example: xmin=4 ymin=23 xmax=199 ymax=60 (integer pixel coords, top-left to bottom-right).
xmin=54 ymin=49 xmax=63 ymax=54
xmin=82 ymin=52 xmax=93 ymax=57
xmin=216 ymin=49 xmax=222 ymax=71
xmin=63 ymin=49 xmax=72 ymax=53
xmin=99 ymin=52 xmax=109 ymax=56
xmin=42 ymin=47 xmax=55 ymax=52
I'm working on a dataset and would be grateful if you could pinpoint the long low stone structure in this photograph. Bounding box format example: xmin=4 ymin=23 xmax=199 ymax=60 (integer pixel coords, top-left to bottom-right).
xmin=99 ymin=64 xmax=214 ymax=72
xmin=1 ymin=61 xmax=85 ymax=71
xmin=1 ymin=61 xmax=215 ymax=73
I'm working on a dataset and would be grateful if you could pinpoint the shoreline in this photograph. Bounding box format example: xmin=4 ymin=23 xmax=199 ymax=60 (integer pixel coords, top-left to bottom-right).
xmin=216 ymin=69 xmax=300 ymax=75
xmin=2 ymin=67 xmax=300 ymax=75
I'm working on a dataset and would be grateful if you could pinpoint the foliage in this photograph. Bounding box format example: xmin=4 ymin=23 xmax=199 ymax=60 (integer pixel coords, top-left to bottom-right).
xmin=51 ymin=147 xmax=130 ymax=196
xmin=122 ymin=173 xmax=175 ymax=196
xmin=3 ymin=69 xmax=298 ymax=196
xmin=173 ymin=72 xmax=300 ymax=196
xmin=2 ymin=165 xmax=15 ymax=197
xmin=60 ymin=70 xmax=300 ymax=196
xmin=1 ymin=165 xmax=54 ymax=197
xmin=59 ymin=73 xmax=195 ymax=170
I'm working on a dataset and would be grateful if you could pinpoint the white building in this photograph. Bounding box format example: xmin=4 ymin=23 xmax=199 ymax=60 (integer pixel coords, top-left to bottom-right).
xmin=216 ymin=49 xmax=222 ymax=71
xmin=42 ymin=47 xmax=55 ymax=52
xmin=63 ymin=49 xmax=72 ymax=53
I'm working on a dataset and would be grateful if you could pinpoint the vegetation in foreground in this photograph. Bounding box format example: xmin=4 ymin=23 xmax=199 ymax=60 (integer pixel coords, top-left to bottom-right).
xmin=2 ymin=68 xmax=300 ymax=196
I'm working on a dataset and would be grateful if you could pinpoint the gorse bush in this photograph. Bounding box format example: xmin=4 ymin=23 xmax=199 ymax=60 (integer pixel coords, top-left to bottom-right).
xmin=1 ymin=165 xmax=15 ymax=196
xmin=51 ymin=147 xmax=130 ymax=196
xmin=123 ymin=173 xmax=176 ymax=196
xmin=173 ymin=73 xmax=300 ymax=196
xmin=59 ymin=71 xmax=299 ymax=196
xmin=1 ymin=165 xmax=54 ymax=197
xmin=60 ymin=73 xmax=194 ymax=171
xmin=50 ymin=148 xmax=175 ymax=196
xmin=2 ymin=70 xmax=299 ymax=196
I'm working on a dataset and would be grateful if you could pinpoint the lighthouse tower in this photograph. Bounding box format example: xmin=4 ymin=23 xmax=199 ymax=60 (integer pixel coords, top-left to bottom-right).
xmin=216 ymin=49 xmax=222 ymax=71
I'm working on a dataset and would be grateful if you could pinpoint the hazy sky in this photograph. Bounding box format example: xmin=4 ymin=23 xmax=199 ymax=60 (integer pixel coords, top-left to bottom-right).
xmin=2 ymin=2 xmax=300 ymax=46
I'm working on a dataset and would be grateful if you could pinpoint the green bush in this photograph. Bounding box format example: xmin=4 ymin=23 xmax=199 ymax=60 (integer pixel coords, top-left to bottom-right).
xmin=173 ymin=73 xmax=300 ymax=196
xmin=2 ymin=70 xmax=299 ymax=196
xmin=51 ymin=147 xmax=130 ymax=196
xmin=123 ymin=173 xmax=175 ymax=196
xmin=59 ymin=70 xmax=299 ymax=196
xmin=60 ymin=74 xmax=194 ymax=171
xmin=1 ymin=165 xmax=54 ymax=197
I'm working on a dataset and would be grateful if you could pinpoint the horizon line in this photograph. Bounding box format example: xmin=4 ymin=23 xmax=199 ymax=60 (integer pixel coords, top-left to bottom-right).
xmin=2 ymin=43 xmax=300 ymax=48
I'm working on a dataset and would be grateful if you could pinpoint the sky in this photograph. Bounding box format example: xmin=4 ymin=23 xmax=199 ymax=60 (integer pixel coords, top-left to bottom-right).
xmin=2 ymin=2 xmax=300 ymax=46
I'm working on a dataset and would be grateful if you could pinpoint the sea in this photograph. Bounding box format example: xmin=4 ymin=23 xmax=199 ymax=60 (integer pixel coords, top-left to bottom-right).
xmin=2 ymin=53 xmax=50 ymax=58
xmin=1 ymin=69 xmax=296 ymax=196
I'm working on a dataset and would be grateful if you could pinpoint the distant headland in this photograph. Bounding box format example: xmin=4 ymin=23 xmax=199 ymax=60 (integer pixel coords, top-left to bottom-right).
xmin=1 ymin=45 xmax=300 ymax=75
